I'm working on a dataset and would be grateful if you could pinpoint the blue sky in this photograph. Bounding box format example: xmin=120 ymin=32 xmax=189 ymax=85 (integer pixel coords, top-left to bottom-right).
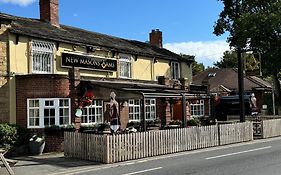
xmin=0 ymin=0 xmax=230 ymax=67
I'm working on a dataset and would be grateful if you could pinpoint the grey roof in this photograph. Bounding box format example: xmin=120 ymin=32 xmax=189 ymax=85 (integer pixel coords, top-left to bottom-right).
xmin=0 ymin=12 xmax=194 ymax=62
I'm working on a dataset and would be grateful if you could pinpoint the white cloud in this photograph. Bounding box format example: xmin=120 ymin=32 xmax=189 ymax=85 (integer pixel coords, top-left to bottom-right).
xmin=0 ymin=0 xmax=37 ymax=6
xmin=164 ymin=40 xmax=230 ymax=67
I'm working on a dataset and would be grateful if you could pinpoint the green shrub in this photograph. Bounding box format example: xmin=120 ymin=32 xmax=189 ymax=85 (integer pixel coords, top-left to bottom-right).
xmin=0 ymin=123 xmax=29 ymax=150
xmin=79 ymin=124 xmax=98 ymax=133
xmin=187 ymin=118 xmax=201 ymax=126
xmin=44 ymin=124 xmax=76 ymax=135
xmin=44 ymin=125 xmax=61 ymax=135
xmin=169 ymin=120 xmax=182 ymax=126
xmin=61 ymin=123 xmax=76 ymax=131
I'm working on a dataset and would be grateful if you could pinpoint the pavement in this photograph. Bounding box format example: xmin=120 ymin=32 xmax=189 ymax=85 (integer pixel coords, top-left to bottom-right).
xmin=2 ymin=137 xmax=280 ymax=175
xmin=0 ymin=152 xmax=102 ymax=175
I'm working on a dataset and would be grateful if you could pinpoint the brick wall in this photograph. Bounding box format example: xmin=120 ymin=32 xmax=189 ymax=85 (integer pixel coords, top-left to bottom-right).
xmin=44 ymin=134 xmax=64 ymax=152
xmin=40 ymin=0 xmax=59 ymax=26
xmin=16 ymin=74 xmax=70 ymax=127
xmin=120 ymin=102 xmax=129 ymax=130
xmin=156 ymin=98 xmax=171 ymax=126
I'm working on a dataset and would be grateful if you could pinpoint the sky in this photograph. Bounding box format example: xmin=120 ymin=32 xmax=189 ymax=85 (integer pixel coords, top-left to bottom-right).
xmin=0 ymin=0 xmax=231 ymax=67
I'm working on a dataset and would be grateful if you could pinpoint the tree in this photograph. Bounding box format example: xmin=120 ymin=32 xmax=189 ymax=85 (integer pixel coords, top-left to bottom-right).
xmin=214 ymin=50 xmax=238 ymax=68
xmin=192 ymin=61 xmax=205 ymax=75
xmin=214 ymin=0 xmax=281 ymax=105
xmin=214 ymin=50 xmax=259 ymax=71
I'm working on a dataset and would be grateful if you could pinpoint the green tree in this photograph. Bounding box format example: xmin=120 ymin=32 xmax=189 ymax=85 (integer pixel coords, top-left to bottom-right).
xmin=192 ymin=61 xmax=205 ymax=76
xmin=214 ymin=50 xmax=238 ymax=68
xmin=214 ymin=50 xmax=259 ymax=71
xmin=214 ymin=0 xmax=281 ymax=104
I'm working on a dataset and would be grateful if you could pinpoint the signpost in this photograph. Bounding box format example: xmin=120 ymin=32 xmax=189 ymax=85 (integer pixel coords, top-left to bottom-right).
xmin=61 ymin=53 xmax=117 ymax=71
xmin=189 ymin=85 xmax=208 ymax=94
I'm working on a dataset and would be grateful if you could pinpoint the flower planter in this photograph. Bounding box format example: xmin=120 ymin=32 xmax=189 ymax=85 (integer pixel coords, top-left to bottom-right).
xmin=29 ymin=135 xmax=45 ymax=155
xmin=29 ymin=141 xmax=45 ymax=155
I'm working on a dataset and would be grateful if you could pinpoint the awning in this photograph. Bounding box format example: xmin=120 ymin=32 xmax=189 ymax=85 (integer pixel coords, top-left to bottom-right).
xmin=78 ymin=79 xmax=210 ymax=101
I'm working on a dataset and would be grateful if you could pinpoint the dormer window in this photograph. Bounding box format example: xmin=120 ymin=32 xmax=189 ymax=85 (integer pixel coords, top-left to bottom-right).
xmin=31 ymin=40 xmax=54 ymax=74
xmin=208 ymin=73 xmax=216 ymax=77
xmin=119 ymin=54 xmax=132 ymax=78
xmin=171 ymin=62 xmax=180 ymax=79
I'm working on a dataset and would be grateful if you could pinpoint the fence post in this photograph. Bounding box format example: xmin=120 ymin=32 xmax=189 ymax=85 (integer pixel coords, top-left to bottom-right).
xmin=105 ymin=135 xmax=110 ymax=163
xmin=217 ymin=124 xmax=221 ymax=146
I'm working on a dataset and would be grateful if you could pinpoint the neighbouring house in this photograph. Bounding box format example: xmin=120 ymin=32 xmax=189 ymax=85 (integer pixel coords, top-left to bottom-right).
xmin=192 ymin=68 xmax=273 ymax=118
xmin=0 ymin=0 xmax=204 ymax=151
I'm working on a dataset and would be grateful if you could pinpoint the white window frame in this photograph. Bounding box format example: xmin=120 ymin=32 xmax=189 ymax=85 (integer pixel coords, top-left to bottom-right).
xmin=129 ymin=99 xmax=141 ymax=121
xmin=128 ymin=98 xmax=156 ymax=122
xmin=171 ymin=62 xmax=180 ymax=79
xmin=27 ymin=98 xmax=71 ymax=128
xmin=145 ymin=99 xmax=156 ymax=120
xmin=190 ymin=99 xmax=204 ymax=117
xmin=81 ymin=100 xmax=103 ymax=124
xmin=30 ymin=40 xmax=54 ymax=74
xmin=119 ymin=54 xmax=132 ymax=78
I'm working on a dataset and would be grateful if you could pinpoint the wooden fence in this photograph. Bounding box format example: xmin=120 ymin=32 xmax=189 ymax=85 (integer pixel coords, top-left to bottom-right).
xmin=64 ymin=122 xmax=253 ymax=163
xmin=262 ymin=119 xmax=281 ymax=138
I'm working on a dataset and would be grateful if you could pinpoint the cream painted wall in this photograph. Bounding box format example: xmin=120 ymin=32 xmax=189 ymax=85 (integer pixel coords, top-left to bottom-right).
xmin=133 ymin=56 xmax=152 ymax=80
xmin=154 ymin=59 xmax=170 ymax=80
xmin=8 ymin=34 xmax=175 ymax=82
xmin=8 ymin=34 xmax=27 ymax=123
xmin=9 ymin=34 xmax=29 ymax=74
xmin=181 ymin=62 xmax=192 ymax=85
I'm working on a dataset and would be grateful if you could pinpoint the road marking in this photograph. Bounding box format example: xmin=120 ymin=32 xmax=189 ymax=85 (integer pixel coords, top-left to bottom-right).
xmin=205 ymin=146 xmax=272 ymax=160
xmin=122 ymin=167 xmax=162 ymax=175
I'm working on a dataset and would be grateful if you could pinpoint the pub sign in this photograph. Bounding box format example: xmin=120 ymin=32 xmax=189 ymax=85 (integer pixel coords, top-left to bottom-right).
xmin=189 ymin=85 xmax=208 ymax=94
xmin=61 ymin=53 xmax=117 ymax=71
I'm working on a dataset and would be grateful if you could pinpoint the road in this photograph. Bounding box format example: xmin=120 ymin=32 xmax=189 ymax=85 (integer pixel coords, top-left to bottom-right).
xmin=49 ymin=137 xmax=281 ymax=175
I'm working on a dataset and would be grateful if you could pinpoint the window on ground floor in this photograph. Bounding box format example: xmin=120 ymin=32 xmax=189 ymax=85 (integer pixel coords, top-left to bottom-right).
xmin=27 ymin=98 xmax=71 ymax=128
xmin=129 ymin=99 xmax=140 ymax=121
xmin=81 ymin=100 xmax=103 ymax=124
xmin=145 ymin=99 xmax=156 ymax=120
xmin=128 ymin=98 xmax=156 ymax=121
xmin=190 ymin=99 xmax=204 ymax=117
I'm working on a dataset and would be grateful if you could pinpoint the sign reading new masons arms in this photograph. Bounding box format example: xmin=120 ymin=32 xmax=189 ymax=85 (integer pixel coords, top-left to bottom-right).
xmin=61 ymin=53 xmax=117 ymax=72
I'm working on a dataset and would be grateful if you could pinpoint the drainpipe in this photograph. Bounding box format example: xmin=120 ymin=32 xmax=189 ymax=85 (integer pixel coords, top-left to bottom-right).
xmin=181 ymin=93 xmax=187 ymax=128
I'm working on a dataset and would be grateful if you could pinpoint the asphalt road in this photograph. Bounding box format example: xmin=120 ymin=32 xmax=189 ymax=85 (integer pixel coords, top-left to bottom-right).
xmin=51 ymin=137 xmax=281 ymax=175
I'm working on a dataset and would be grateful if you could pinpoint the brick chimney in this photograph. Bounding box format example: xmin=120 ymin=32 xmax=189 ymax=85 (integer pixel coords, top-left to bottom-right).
xmin=149 ymin=29 xmax=163 ymax=48
xmin=40 ymin=0 xmax=59 ymax=27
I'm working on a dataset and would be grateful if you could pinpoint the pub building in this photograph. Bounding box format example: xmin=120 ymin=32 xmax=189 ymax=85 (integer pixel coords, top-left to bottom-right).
xmin=0 ymin=0 xmax=209 ymax=151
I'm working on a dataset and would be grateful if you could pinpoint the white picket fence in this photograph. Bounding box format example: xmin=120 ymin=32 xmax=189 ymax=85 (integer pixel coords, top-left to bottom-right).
xmin=64 ymin=122 xmax=253 ymax=163
xmin=262 ymin=119 xmax=281 ymax=138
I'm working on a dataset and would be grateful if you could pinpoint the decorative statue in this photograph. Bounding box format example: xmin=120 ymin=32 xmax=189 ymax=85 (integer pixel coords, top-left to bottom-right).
xmin=250 ymin=93 xmax=258 ymax=115
xmin=109 ymin=92 xmax=120 ymax=133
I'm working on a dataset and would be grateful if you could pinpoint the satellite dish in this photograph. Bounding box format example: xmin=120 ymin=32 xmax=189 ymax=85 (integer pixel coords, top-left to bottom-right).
xmin=75 ymin=108 xmax=82 ymax=117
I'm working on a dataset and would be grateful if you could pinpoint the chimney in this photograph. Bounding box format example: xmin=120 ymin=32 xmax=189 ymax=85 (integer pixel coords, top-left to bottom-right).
xmin=149 ymin=29 xmax=163 ymax=48
xmin=40 ymin=0 xmax=59 ymax=27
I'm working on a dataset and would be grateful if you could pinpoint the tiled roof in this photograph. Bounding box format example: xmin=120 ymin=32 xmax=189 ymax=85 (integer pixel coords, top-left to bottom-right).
xmin=0 ymin=13 xmax=194 ymax=62
xmin=192 ymin=68 xmax=272 ymax=92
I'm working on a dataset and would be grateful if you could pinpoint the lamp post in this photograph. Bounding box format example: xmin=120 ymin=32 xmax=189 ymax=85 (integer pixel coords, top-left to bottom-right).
xmin=237 ymin=47 xmax=245 ymax=122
